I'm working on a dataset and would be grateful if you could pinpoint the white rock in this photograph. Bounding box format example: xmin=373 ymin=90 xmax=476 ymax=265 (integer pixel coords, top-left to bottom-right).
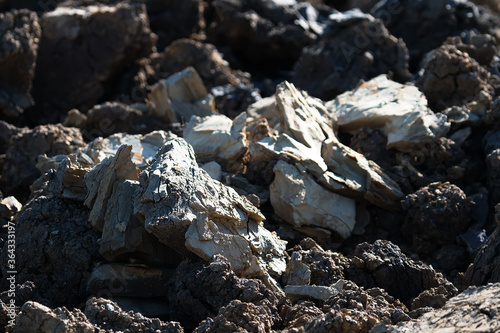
xmin=270 ymin=160 xmax=356 ymax=239
xmin=327 ymin=74 xmax=450 ymax=152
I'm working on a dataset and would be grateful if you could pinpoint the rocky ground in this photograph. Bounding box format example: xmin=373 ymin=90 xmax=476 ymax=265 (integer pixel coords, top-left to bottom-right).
xmin=1 ymin=0 xmax=500 ymax=332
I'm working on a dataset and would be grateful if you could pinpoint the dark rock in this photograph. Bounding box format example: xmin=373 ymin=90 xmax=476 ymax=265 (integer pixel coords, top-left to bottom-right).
xmin=461 ymin=204 xmax=500 ymax=287
xmin=444 ymin=32 xmax=497 ymax=66
xmin=169 ymin=255 xmax=279 ymax=331
xmin=280 ymin=300 xmax=323 ymax=330
xmin=31 ymin=3 xmax=156 ymax=122
xmin=402 ymin=182 xmax=474 ymax=257
xmin=78 ymin=101 xmax=170 ymax=141
xmin=416 ymin=44 xmax=496 ymax=112
xmin=211 ymin=83 xmax=261 ymax=119
xmin=207 ymin=0 xmax=330 ymax=74
xmin=0 ymin=196 xmax=100 ymax=308
xmin=371 ymin=0 xmax=500 ymax=70
xmin=293 ymin=12 xmax=410 ymax=100
xmin=351 ymin=240 xmax=457 ymax=304
xmin=135 ymin=38 xmax=250 ymax=95
xmin=194 ymin=299 xmax=276 ymax=333
xmin=146 ymin=0 xmax=204 ymax=51
xmin=14 ymin=297 xmax=184 ymax=333
xmin=0 ymin=124 xmax=84 ymax=202
xmin=0 ymin=9 xmax=41 ymax=119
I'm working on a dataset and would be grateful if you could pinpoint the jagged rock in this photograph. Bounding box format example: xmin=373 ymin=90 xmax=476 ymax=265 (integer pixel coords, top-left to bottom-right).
xmin=81 ymin=130 xmax=172 ymax=168
xmin=371 ymin=0 xmax=500 ymax=69
xmin=169 ymin=255 xmax=279 ymax=331
xmin=352 ymin=240 xmax=457 ymax=304
xmin=194 ymin=299 xmax=275 ymax=333
xmin=293 ymin=11 xmax=410 ymax=100
xmin=84 ymin=145 xmax=175 ymax=265
xmin=14 ymin=297 xmax=184 ymax=333
xmin=0 ymin=121 xmax=18 ymax=155
xmin=327 ymin=75 xmax=450 ymax=152
xmin=133 ymin=137 xmax=287 ymax=293
xmin=183 ymin=113 xmax=248 ymax=173
xmin=417 ymin=44 xmax=495 ymax=112
xmin=211 ymin=83 xmax=262 ymax=119
xmin=207 ymin=0 xmax=330 ymax=71
xmin=14 ymin=301 xmax=94 ymax=333
xmin=32 ymin=3 xmax=156 ymax=121
xmin=0 ymin=124 xmax=84 ymax=201
xmin=444 ymin=32 xmax=497 ymax=66
xmin=377 ymin=283 xmax=500 ymax=332
xmin=201 ymin=161 xmax=222 ymax=181
xmin=147 ymin=66 xmax=215 ymax=123
xmin=402 ymin=182 xmax=474 ymax=258
xmin=270 ymin=160 xmax=356 ymax=240
xmin=0 ymin=196 xmax=100 ymax=308
xmin=0 ymin=9 xmax=41 ymax=118
xmin=0 ymin=196 xmax=22 ymax=222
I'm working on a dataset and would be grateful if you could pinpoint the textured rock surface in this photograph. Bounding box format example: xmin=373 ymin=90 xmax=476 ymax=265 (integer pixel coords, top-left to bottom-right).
xmin=0 ymin=124 xmax=84 ymax=201
xmin=328 ymin=75 xmax=450 ymax=152
xmin=378 ymin=283 xmax=500 ymax=332
xmin=183 ymin=113 xmax=248 ymax=173
xmin=133 ymin=137 xmax=286 ymax=290
xmin=14 ymin=297 xmax=184 ymax=333
xmin=0 ymin=9 xmax=41 ymax=118
xmin=32 ymin=3 xmax=156 ymax=120
xmin=293 ymin=11 xmax=409 ymax=100
xmin=0 ymin=196 xmax=100 ymax=308
xmin=147 ymin=66 xmax=214 ymax=123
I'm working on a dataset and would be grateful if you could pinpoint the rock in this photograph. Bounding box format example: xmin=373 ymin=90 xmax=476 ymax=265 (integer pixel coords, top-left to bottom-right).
xmin=14 ymin=301 xmax=94 ymax=333
xmin=211 ymin=83 xmax=261 ymax=119
xmin=0 ymin=121 xmax=18 ymax=155
xmin=133 ymin=137 xmax=287 ymax=293
xmin=0 ymin=124 xmax=84 ymax=201
xmin=207 ymin=0 xmax=330 ymax=71
xmin=169 ymin=255 xmax=279 ymax=331
xmin=147 ymin=66 xmax=215 ymax=123
xmin=270 ymin=160 xmax=356 ymax=239
xmin=416 ymin=44 xmax=495 ymax=112
xmin=285 ymin=280 xmax=344 ymax=302
xmin=371 ymin=0 xmax=500 ymax=69
xmin=377 ymin=283 xmax=500 ymax=332
xmin=0 ymin=196 xmax=22 ymax=221
xmin=0 ymin=9 xmax=41 ymax=118
xmin=14 ymin=297 xmax=184 ymax=333
xmin=444 ymin=32 xmax=497 ymax=66
xmin=293 ymin=11 xmax=410 ymax=100
xmin=327 ymin=75 xmax=450 ymax=152
xmin=352 ymin=240 xmax=457 ymax=304
xmin=0 ymin=196 xmax=100 ymax=308
xmin=201 ymin=161 xmax=222 ymax=181
xmin=402 ymin=182 xmax=474 ymax=258
xmin=146 ymin=0 xmax=204 ymax=50
xmin=280 ymin=300 xmax=323 ymax=331
xmin=136 ymin=39 xmax=250 ymax=92
xmin=461 ymin=204 xmax=500 ymax=286
xmin=194 ymin=299 xmax=275 ymax=333
xmin=86 ymin=263 xmax=173 ymax=298
xmin=183 ymin=113 xmax=248 ymax=173
xmin=32 ymin=3 xmax=156 ymax=121
xmin=81 ymin=130 xmax=172 ymax=168
xmin=474 ymin=0 xmax=500 ymax=13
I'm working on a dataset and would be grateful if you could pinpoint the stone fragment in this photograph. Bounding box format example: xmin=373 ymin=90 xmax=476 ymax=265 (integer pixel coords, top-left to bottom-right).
xmin=293 ymin=11 xmax=410 ymax=100
xmin=285 ymin=280 xmax=344 ymax=301
xmin=32 ymin=3 xmax=156 ymax=120
xmin=201 ymin=161 xmax=222 ymax=181
xmin=183 ymin=113 xmax=248 ymax=172
xmin=133 ymin=138 xmax=287 ymax=292
xmin=148 ymin=66 xmax=214 ymax=123
xmin=270 ymin=160 xmax=356 ymax=239
xmin=0 ymin=124 xmax=84 ymax=201
xmin=0 ymin=9 xmax=41 ymax=118
xmin=327 ymin=75 xmax=450 ymax=152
